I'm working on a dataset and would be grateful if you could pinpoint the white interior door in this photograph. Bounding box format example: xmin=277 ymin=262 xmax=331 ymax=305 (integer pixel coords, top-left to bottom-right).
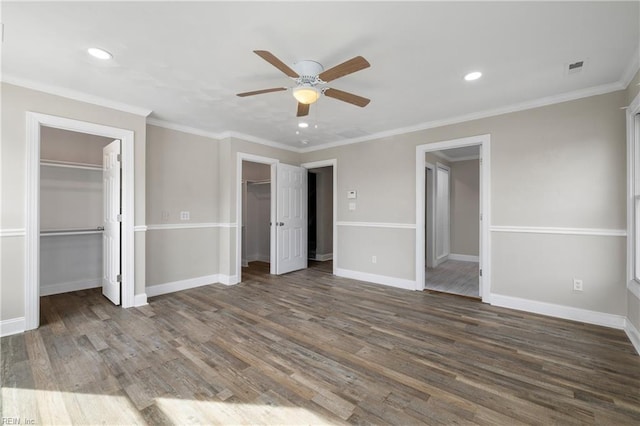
xmin=102 ymin=140 xmax=121 ymax=305
xmin=276 ymin=163 xmax=307 ymax=274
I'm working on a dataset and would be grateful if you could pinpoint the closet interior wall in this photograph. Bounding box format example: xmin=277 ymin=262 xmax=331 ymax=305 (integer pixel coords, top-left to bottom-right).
xmin=39 ymin=127 xmax=112 ymax=296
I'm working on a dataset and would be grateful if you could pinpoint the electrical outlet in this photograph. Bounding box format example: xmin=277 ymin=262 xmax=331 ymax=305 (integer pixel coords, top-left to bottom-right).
xmin=573 ymin=278 xmax=583 ymax=292
xmin=180 ymin=211 xmax=190 ymax=221
xmin=372 ymin=255 xmax=377 ymax=264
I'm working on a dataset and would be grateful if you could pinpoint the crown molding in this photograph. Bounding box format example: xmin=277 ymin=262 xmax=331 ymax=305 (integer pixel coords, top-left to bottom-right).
xmin=146 ymin=118 xmax=225 ymax=140
xmin=620 ymin=49 xmax=640 ymax=89
xmin=221 ymin=130 xmax=300 ymax=153
xmin=1 ymin=74 xmax=152 ymax=117
xmin=299 ymin=80 xmax=625 ymax=153
xmin=5 ymin=72 xmax=629 ymax=154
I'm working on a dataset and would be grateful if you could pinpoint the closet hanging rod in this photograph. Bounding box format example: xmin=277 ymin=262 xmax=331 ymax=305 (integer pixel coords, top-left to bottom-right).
xmin=41 ymin=227 xmax=104 ymax=237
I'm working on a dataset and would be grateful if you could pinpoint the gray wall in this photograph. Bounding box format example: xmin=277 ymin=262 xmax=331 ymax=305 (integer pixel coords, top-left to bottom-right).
xmin=145 ymin=124 xmax=219 ymax=287
xmin=450 ymin=159 xmax=479 ymax=257
xmin=301 ymin=90 xmax=627 ymax=316
xmin=0 ymin=83 xmax=147 ymax=322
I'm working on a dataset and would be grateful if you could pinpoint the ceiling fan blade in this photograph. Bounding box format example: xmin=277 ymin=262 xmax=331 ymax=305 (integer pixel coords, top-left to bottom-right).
xmin=324 ymin=88 xmax=370 ymax=107
xmin=236 ymin=87 xmax=287 ymax=97
xmin=297 ymin=102 xmax=310 ymax=117
xmin=318 ymin=56 xmax=370 ymax=82
xmin=254 ymin=50 xmax=299 ymax=78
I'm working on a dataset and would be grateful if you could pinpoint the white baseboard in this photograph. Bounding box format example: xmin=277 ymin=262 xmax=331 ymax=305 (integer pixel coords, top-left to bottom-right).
xmin=335 ymin=268 xmax=416 ymax=291
xmin=134 ymin=293 xmax=148 ymax=307
xmin=218 ymin=274 xmax=239 ymax=286
xmin=625 ymin=320 xmax=640 ymax=355
xmin=147 ymin=274 xmax=219 ymax=297
xmin=1 ymin=317 xmax=25 ymax=337
xmin=490 ymin=294 xmax=626 ymax=329
xmin=247 ymin=253 xmax=270 ymax=263
xmin=448 ymin=253 xmax=479 ymax=262
xmin=313 ymin=253 xmax=333 ymax=261
xmin=40 ymin=279 xmax=101 ymax=296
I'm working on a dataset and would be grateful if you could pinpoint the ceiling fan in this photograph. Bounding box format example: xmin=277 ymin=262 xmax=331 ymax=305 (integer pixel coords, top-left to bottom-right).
xmin=237 ymin=50 xmax=371 ymax=117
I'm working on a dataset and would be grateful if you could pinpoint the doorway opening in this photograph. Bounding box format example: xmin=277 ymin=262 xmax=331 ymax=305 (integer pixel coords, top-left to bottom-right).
xmin=424 ymin=151 xmax=479 ymax=298
xmin=241 ymin=161 xmax=272 ymax=270
xmin=25 ymin=112 xmax=135 ymax=331
xmin=416 ymin=135 xmax=491 ymax=302
xmin=302 ymin=160 xmax=337 ymax=275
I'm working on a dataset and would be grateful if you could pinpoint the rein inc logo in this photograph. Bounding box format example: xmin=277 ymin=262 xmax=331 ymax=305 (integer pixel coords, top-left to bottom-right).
xmin=2 ymin=418 xmax=35 ymax=425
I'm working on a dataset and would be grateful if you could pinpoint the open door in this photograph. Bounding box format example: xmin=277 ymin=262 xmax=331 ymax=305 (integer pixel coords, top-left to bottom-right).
xmin=276 ymin=163 xmax=307 ymax=274
xmin=102 ymin=140 xmax=121 ymax=305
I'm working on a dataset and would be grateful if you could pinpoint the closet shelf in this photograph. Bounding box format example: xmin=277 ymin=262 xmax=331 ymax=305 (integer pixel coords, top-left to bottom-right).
xmin=41 ymin=159 xmax=102 ymax=171
xmin=41 ymin=227 xmax=104 ymax=237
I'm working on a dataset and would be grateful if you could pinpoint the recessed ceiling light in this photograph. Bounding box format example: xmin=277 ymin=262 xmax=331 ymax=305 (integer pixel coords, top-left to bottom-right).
xmin=295 ymin=131 xmax=300 ymax=135
xmin=298 ymin=122 xmax=309 ymax=129
xmin=88 ymin=47 xmax=113 ymax=60
xmin=464 ymin=71 xmax=482 ymax=81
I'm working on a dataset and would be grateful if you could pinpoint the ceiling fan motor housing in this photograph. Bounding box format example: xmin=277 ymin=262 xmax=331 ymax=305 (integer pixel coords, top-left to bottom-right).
xmin=293 ymin=60 xmax=325 ymax=85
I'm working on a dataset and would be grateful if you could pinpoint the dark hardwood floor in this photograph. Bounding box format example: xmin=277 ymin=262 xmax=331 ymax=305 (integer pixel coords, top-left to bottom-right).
xmin=2 ymin=262 xmax=639 ymax=424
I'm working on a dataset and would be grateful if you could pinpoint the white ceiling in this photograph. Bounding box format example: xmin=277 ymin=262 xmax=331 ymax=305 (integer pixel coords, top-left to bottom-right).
xmin=2 ymin=2 xmax=638 ymax=151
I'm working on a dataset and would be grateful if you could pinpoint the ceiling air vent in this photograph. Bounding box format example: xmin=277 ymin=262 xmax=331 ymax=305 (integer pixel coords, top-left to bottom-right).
xmin=566 ymin=60 xmax=586 ymax=75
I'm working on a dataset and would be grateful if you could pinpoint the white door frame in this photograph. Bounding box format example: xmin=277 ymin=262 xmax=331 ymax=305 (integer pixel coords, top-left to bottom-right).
xmin=424 ymin=162 xmax=436 ymax=269
xmin=415 ymin=134 xmax=491 ymax=302
xmin=25 ymin=112 xmax=136 ymax=330
xmin=434 ymin=162 xmax=451 ymax=267
xmin=301 ymin=159 xmax=338 ymax=275
xmin=236 ymin=153 xmax=279 ymax=281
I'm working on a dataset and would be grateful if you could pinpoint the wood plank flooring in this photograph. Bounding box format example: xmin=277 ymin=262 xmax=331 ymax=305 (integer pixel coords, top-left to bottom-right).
xmin=2 ymin=261 xmax=639 ymax=424
xmin=425 ymin=260 xmax=480 ymax=298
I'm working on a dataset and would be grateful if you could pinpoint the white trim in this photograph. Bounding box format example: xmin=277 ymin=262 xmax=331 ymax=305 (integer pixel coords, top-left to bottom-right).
xmin=237 ymin=153 xmax=280 ymax=281
xmin=146 ymin=274 xmax=219 ymax=297
xmin=146 ymin=223 xmax=236 ymax=231
xmin=222 ymin=131 xmax=299 ymax=153
xmin=625 ymin=320 xmax=640 ymax=356
xmin=416 ymin=134 xmax=491 ymax=302
xmin=40 ymin=279 xmax=101 ymax=297
xmin=302 ymin=159 xmax=338 ymax=276
xmin=246 ymin=253 xmax=270 ymax=263
xmin=0 ymin=317 xmax=25 ymax=337
xmin=40 ymin=159 xmax=102 ymax=171
xmin=134 ymin=293 xmax=148 ymax=307
xmin=448 ymin=254 xmax=479 ymax=262
xmin=218 ymin=274 xmax=239 ymax=286
xmin=0 ymin=228 xmax=26 ymax=237
xmin=620 ymin=51 xmax=640 ymax=90
xmin=335 ymin=268 xmax=416 ymax=291
xmin=3 ymin=75 xmax=152 ymax=117
xmin=491 ymin=294 xmax=626 ymax=329
xmin=25 ymin=112 xmax=137 ymax=331
xmin=314 ymin=253 xmax=333 ymax=261
xmin=301 ymin=82 xmax=624 ymax=153
xmin=147 ymin=118 xmax=225 ymax=140
xmin=629 ymin=280 xmax=640 ymax=300
xmin=491 ymin=225 xmax=626 ymax=237
xmin=134 ymin=225 xmax=148 ymax=232
xmin=336 ymin=221 xmax=416 ymax=229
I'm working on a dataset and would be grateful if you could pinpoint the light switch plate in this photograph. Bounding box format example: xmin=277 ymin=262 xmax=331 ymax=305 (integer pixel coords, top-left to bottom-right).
xmin=348 ymin=202 xmax=356 ymax=211
xmin=347 ymin=190 xmax=357 ymax=199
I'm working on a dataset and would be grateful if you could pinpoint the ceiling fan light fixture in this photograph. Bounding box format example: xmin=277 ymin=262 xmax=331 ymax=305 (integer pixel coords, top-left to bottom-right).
xmin=293 ymin=86 xmax=320 ymax=105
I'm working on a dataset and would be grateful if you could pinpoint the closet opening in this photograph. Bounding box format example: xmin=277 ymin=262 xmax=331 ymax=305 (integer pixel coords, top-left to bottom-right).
xmin=39 ymin=127 xmax=122 ymax=305
xmin=241 ymin=161 xmax=272 ymax=272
